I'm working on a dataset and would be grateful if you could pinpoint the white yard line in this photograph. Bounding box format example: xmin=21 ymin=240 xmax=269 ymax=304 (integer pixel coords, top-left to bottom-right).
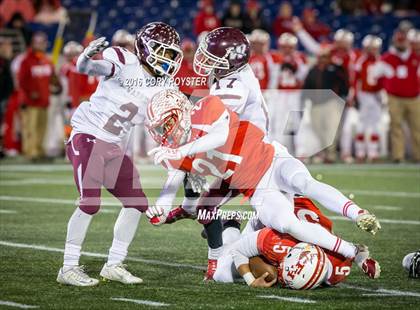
xmin=329 ymin=216 xmax=420 ymax=225
xmin=313 ymin=171 xmax=420 ymax=178
xmin=257 ymin=295 xmax=316 ymax=304
xmin=1 ymin=240 xmax=419 ymax=299
xmin=0 ymin=240 xmax=205 ymax=270
xmin=369 ymin=205 xmax=402 ymax=211
xmin=341 ymin=284 xmax=420 ymax=298
xmin=341 ymin=189 xmax=420 ymax=198
xmin=0 ymin=209 xmax=17 ymax=214
xmin=0 ymin=301 xmax=38 ymax=309
xmin=110 ymin=298 xmax=169 ymax=307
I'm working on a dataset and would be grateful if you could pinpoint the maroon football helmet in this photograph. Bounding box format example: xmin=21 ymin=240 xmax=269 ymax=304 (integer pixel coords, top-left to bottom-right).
xmin=135 ymin=22 xmax=183 ymax=77
xmin=194 ymin=27 xmax=250 ymax=78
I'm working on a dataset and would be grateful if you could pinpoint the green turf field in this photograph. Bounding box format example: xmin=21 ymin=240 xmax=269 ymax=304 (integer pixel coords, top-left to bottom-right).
xmin=0 ymin=160 xmax=419 ymax=309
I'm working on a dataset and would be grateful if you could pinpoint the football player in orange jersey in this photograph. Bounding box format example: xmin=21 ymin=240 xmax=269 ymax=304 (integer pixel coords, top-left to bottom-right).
xmin=145 ymin=89 xmax=381 ymax=281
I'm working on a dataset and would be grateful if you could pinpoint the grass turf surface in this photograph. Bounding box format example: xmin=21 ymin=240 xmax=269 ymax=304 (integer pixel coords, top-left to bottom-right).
xmin=0 ymin=160 xmax=419 ymax=309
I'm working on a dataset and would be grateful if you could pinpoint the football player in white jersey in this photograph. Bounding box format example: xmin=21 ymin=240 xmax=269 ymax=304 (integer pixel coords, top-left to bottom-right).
xmin=56 ymin=22 xmax=183 ymax=286
xmin=145 ymin=27 xmax=380 ymax=281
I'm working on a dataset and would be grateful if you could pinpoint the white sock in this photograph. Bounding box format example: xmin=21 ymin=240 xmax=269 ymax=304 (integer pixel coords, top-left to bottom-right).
xmin=107 ymin=208 xmax=141 ymax=266
xmin=63 ymin=208 xmax=93 ymax=269
xmin=208 ymin=246 xmax=223 ymax=260
xmin=181 ymin=197 xmax=198 ymax=215
xmin=222 ymin=227 xmax=241 ymax=246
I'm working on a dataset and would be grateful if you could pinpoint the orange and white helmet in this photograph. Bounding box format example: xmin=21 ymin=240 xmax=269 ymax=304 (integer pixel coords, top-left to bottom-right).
xmin=277 ymin=32 xmax=298 ymax=48
xmin=334 ymin=29 xmax=354 ymax=46
xmin=147 ymin=89 xmax=193 ymax=147
xmin=362 ymin=35 xmax=382 ymax=50
xmin=281 ymin=243 xmax=328 ymax=290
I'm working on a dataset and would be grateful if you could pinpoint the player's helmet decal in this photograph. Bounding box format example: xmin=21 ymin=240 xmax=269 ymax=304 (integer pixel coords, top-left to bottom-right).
xmin=135 ymin=22 xmax=183 ymax=78
xmin=281 ymin=243 xmax=329 ymax=290
xmin=147 ymin=89 xmax=192 ymax=147
xmin=194 ymin=27 xmax=250 ymax=79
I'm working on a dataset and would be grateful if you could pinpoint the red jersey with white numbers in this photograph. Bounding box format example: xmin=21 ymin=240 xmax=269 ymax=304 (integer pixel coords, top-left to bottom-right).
xmin=166 ymin=95 xmax=274 ymax=194
xmin=249 ymin=53 xmax=271 ymax=89
xmin=354 ymin=54 xmax=382 ymax=93
xmin=256 ymin=197 xmax=352 ymax=286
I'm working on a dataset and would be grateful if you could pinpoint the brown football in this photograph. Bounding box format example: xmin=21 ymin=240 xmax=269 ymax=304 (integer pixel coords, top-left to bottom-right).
xmin=249 ymin=256 xmax=277 ymax=283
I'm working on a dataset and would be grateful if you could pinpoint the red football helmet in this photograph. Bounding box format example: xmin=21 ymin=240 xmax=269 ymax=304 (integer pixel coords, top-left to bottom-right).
xmin=193 ymin=27 xmax=250 ymax=78
xmin=135 ymin=22 xmax=183 ymax=78
xmin=147 ymin=89 xmax=192 ymax=147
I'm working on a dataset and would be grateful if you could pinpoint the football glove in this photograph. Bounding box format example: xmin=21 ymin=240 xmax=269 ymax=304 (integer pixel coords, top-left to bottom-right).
xmin=83 ymin=37 xmax=109 ymax=58
xmin=356 ymin=210 xmax=381 ymax=235
xmin=145 ymin=206 xmax=166 ymax=226
xmin=148 ymin=146 xmax=181 ymax=165
xmin=409 ymin=250 xmax=420 ymax=278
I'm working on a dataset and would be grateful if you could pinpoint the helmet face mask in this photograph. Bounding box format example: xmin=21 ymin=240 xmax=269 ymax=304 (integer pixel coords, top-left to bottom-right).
xmin=193 ymin=41 xmax=230 ymax=77
xmin=193 ymin=27 xmax=250 ymax=79
xmin=144 ymin=39 xmax=183 ymax=77
xmin=147 ymin=90 xmax=192 ymax=148
xmin=135 ymin=22 xmax=183 ymax=78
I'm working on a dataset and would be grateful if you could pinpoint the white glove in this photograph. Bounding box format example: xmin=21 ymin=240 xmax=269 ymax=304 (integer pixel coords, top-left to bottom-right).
xmin=148 ymin=146 xmax=182 ymax=165
xmin=187 ymin=173 xmax=209 ymax=194
xmin=83 ymin=37 xmax=109 ymax=58
xmin=356 ymin=210 xmax=381 ymax=235
xmin=145 ymin=206 xmax=167 ymax=226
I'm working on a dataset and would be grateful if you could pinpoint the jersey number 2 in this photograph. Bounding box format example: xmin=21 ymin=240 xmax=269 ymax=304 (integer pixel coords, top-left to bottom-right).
xmin=103 ymin=102 xmax=138 ymax=135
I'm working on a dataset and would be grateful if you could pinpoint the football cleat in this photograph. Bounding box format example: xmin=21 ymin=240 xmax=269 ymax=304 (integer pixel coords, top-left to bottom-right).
xmin=203 ymin=259 xmax=217 ymax=282
xmin=354 ymin=244 xmax=381 ymax=279
xmin=356 ymin=210 xmax=381 ymax=235
xmin=100 ymin=263 xmax=143 ymax=284
xmin=165 ymin=206 xmax=196 ymax=224
xmin=409 ymin=250 xmax=420 ymax=278
xmin=57 ymin=266 xmax=99 ymax=286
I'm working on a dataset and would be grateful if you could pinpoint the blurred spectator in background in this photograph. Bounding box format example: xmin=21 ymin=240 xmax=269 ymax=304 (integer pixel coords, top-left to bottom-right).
xmin=372 ymin=29 xmax=420 ymax=162
xmin=302 ymin=46 xmax=349 ymax=163
xmin=408 ymin=28 xmax=420 ymax=55
xmin=362 ymin=0 xmax=384 ymax=14
xmin=246 ymin=0 xmax=270 ymax=32
xmin=33 ymin=0 xmax=66 ymax=24
xmin=0 ymin=0 xmax=35 ymax=26
xmin=354 ymin=35 xmax=384 ymax=162
xmin=0 ymin=38 xmax=14 ymax=157
xmin=194 ymin=0 xmax=220 ymax=36
xmin=272 ymin=1 xmax=294 ymax=38
xmin=112 ymin=29 xmax=135 ymax=52
xmin=337 ymin=0 xmax=363 ymax=15
xmin=6 ymin=12 xmax=33 ymax=46
xmin=222 ymin=0 xmax=252 ymax=33
xmin=248 ymin=29 xmax=275 ymax=90
xmin=301 ymin=8 xmax=330 ymax=41
xmin=18 ymin=32 xmax=60 ymax=161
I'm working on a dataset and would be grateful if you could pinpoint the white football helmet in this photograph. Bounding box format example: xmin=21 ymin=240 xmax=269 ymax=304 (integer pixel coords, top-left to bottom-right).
xmin=362 ymin=35 xmax=383 ymax=49
xmin=281 ymin=242 xmax=328 ymax=290
xmin=334 ymin=29 xmax=354 ymax=46
xmin=63 ymin=41 xmax=83 ymax=59
xmin=147 ymin=89 xmax=192 ymax=147
xmin=277 ymin=32 xmax=298 ymax=47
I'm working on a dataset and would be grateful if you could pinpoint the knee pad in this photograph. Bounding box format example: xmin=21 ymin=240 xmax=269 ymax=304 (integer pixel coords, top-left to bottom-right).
xmin=290 ymin=172 xmax=312 ymax=195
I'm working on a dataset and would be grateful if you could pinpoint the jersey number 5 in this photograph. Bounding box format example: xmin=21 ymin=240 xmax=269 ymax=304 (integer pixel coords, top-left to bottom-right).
xmin=103 ymin=102 xmax=138 ymax=135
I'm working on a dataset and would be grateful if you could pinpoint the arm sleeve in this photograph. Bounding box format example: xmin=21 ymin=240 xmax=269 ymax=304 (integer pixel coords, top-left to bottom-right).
xmin=178 ymin=109 xmax=230 ymax=157
xmin=230 ymin=230 xmax=260 ymax=269
xmin=155 ymin=169 xmax=186 ymax=213
xmin=295 ymin=29 xmax=321 ymax=55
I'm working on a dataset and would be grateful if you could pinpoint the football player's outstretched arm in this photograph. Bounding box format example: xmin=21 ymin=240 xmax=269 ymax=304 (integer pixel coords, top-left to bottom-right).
xmin=76 ymin=37 xmax=120 ymax=77
xmin=155 ymin=169 xmax=186 ymax=214
xmin=178 ymin=110 xmax=230 ymax=157
xmin=230 ymin=231 xmax=275 ymax=287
